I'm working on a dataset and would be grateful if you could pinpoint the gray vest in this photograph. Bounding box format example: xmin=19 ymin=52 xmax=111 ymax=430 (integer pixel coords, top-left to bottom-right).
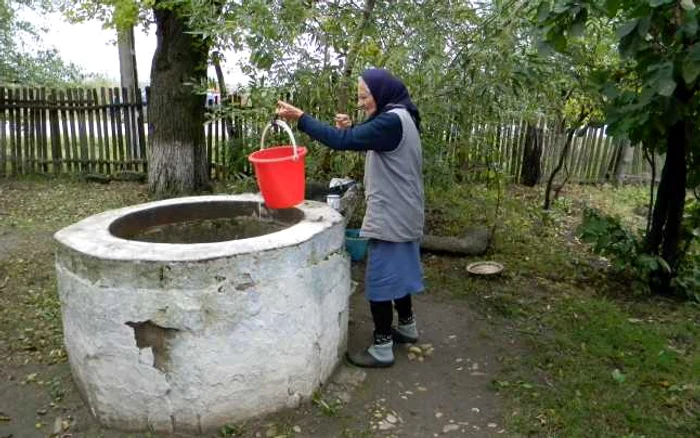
xmin=361 ymin=108 xmax=424 ymax=242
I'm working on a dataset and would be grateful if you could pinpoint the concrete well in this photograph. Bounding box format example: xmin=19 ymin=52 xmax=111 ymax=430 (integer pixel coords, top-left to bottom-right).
xmin=54 ymin=194 xmax=351 ymax=434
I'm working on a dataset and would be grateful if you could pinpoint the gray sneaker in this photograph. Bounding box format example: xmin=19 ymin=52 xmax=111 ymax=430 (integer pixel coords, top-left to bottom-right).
xmin=392 ymin=321 xmax=418 ymax=344
xmin=346 ymin=341 xmax=394 ymax=368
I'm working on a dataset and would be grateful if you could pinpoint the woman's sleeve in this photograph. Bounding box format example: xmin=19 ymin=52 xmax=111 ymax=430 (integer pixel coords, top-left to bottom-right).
xmin=297 ymin=112 xmax=402 ymax=152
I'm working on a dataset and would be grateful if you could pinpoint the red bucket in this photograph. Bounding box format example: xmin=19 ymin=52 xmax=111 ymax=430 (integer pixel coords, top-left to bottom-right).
xmin=248 ymin=120 xmax=307 ymax=209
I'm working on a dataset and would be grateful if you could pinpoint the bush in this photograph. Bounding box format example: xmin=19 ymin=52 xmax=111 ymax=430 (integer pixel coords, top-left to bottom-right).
xmin=577 ymin=207 xmax=699 ymax=301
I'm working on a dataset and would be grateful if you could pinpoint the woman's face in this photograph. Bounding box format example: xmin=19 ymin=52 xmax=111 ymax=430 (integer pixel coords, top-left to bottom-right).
xmin=357 ymin=78 xmax=377 ymax=117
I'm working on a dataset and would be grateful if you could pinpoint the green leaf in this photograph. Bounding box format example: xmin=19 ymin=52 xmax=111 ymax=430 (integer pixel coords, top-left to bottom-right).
xmin=648 ymin=0 xmax=674 ymax=7
xmin=682 ymin=58 xmax=700 ymax=84
xmin=550 ymin=31 xmax=568 ymax=52
xmin=605 ymin=0 xmax=622 ymax=15
xmin=617 ymin=19 xmax=638 ymax=38
xmin=612 ymin=369 xmax=626 ymax=383
xmin=537 ymin=2 xmax=550 ymax=22
xmin=649 ymin=62 xmax=677 ymax=96
xmin=569 ymin=10 xmax=588 ymax=37
xmin=637 ymin=16 xmax=651 ymax=37
xmin=681 ymin=0 xmax=696 ymax=11
xmin=602 ymin=82 xmax=619 ymax=99
xmin=537 ymin=39 xmax=555 ymax=56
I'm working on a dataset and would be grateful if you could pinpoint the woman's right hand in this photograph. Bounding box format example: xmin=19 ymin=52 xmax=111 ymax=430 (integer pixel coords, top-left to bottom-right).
xmin=334 ymin=114 xmax=352 ymax=129
xmin=276 ymin=101 xmax=304 ymax=122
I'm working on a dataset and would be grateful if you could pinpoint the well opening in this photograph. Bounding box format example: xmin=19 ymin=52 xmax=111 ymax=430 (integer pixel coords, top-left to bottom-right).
xmin=108 ymin=200 xmax=304 ymax=244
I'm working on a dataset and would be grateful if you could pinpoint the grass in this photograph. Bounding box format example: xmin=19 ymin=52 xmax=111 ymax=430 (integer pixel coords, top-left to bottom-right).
xmin=0 ymin=175 xmax=148 ymax=365
xmin=425 ymin=182 xmax=700 ymax=437
xmin=1 ymin=175 xmax=698 ymax=437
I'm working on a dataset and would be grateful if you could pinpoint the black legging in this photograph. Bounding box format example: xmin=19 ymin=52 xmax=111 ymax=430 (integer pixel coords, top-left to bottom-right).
xmin=370 ymin=294 xmax=413 ymax=337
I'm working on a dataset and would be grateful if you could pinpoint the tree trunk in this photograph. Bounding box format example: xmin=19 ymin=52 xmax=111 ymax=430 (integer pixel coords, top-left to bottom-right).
xmin=118 ymin=25 xmax=138 ymax=91
xmin=148 ymin=1 xmax=211 ymax=198
xmin=645 ymin=120 xmax=688 ymax=293
xmin=544 ymin=110 xmax=587 ymax=210
xmin=212 ymin=52 xmax=234 ymax=136
xmin=519 ymin=123 xmax=542 ymax=186
xmin=544 ymin=126 xmax=577 ymax=210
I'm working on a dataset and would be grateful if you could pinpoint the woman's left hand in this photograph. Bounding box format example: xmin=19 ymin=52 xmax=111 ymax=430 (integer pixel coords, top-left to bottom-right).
xmin=276 ymin=101 xmax=304 ymax=122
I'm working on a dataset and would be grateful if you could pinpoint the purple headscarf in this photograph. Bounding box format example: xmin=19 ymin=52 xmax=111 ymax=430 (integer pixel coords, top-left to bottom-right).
xmin=361 ymin=68 xmax=421 ymax=131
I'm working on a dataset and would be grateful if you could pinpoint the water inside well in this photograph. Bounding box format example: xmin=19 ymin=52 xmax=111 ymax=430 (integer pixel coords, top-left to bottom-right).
xmin=109 ymin=200 xmax=304 ymax=244
xmin=132 ymin=217 xmax=287 ymax=243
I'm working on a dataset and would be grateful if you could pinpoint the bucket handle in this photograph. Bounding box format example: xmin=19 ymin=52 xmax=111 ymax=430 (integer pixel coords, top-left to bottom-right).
xmin=260 ymin=119 xmax=300 ymax=161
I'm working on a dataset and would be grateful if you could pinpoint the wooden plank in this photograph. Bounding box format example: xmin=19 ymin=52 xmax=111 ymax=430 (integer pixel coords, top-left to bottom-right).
xmin=514 ymin=118 xmax=527 ymax=180
xmin=127 ymin=88 xmax=140 ymax=171
xmin=61 ymin=90 xmax=74 ymax=172
xmin=9 ymin=88 xmax=18 ymax=175
xmin=26 ymin=88 xmax=36 ymax=172
xmin=112 ymin=87 xmax=126 ymax=171
xmin=66 ymin=89 xmax=80 ymax=172
xmin=541 ymin=118 xmax=554 ymax=178
xmin=598 ymin=134 xmax=615 ymax=181
xmin=589 ymin=130 xmax=604 ymax=181
xmin=213 ymin=118 xmax=220 ymax=179
xmin=17 ymin=88 xmax=27 ymax=174
xmin=134 ymin=87 xmax=147 ymax=173
xmin=38 ymin=88 xmax=49 ymax=173
xmin=121 ymin=88 xmax=134 ymax=171
xmin=0 ymin=87 xmax=6 ymax=177
xmin=206 ymin=118 xmax=213 ymax=177
xmin=85 ymin=88 xmax=97 ymax=173
xmin=35 ymin=87 xmax=45 ymax=172
xmin=48 ymin=89 xmax=61 ymax=174
xmin=573 ymin=127 xmax=591 ymax=181
xmin=100 ymin=88 xmax=112 ymax=174
xmin=92 ymin=89 xmax=104 ymax=174
xmin=76 ymin=88 xmax=89 ymax=173
xmin=58 ymin=90 xmax=71 ymax=172
xmin=597 ymin=130 xmax=611 ymax=181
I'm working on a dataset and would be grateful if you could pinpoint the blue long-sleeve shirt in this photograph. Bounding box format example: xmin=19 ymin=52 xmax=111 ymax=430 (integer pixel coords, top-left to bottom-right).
xmin=297 ymin=112 xmax=402 ymax=152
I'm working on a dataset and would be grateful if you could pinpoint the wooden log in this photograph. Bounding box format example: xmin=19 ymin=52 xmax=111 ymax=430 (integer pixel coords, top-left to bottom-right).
xmin=420 ymin=228 xmax=490 ymax=256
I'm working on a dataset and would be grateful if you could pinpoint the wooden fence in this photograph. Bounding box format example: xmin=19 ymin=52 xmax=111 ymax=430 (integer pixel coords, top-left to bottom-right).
xmin=0 ymin=86 xmax=656 ymax=184
xmin=0 ymin=86 xmax=148 ymax=176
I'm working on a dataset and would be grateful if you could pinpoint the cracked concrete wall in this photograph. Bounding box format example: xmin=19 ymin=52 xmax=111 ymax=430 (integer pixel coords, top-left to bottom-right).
xmin=54 ymin=196 xmax=351 ymax=434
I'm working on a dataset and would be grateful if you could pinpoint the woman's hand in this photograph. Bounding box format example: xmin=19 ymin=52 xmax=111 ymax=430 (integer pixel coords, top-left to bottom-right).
xmin=276 ymin=101 xmax=304 ymax=122
xmin=334 ymin=114 xmax=352 ymax=129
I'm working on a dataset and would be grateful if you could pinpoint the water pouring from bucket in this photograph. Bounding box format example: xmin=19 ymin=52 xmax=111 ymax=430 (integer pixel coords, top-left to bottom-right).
xmin=248 ymin=119 xmax=308 ymax=209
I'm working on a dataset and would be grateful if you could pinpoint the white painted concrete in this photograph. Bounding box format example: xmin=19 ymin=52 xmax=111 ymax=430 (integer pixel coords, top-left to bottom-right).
xmin=54 ymin=195 xmax=351 ymax=434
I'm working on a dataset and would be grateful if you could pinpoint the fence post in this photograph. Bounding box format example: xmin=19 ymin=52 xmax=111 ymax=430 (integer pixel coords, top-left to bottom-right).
xmin=48 ymin=90 xmax=61 ymax=174
xmin=0 ymin=87 xmax=6 ymax=177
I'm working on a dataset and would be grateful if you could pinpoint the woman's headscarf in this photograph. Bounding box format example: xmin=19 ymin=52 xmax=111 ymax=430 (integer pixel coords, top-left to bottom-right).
xmin=360 ymin=68 xmax=421 ymax=131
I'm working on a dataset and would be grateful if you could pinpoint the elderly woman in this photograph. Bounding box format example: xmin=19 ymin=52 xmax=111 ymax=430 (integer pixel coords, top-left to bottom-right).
xmin=276 ymin=68 xmax=424 ymax=368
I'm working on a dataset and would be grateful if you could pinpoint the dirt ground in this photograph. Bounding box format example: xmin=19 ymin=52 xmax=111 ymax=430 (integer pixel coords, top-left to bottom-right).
xmin=0 ymin=248 xmax=514 ymax=438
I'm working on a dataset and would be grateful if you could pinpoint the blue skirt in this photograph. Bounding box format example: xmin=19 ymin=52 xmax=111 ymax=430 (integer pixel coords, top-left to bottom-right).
xmin=365 ymin=239 xmax=424 ymax=302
